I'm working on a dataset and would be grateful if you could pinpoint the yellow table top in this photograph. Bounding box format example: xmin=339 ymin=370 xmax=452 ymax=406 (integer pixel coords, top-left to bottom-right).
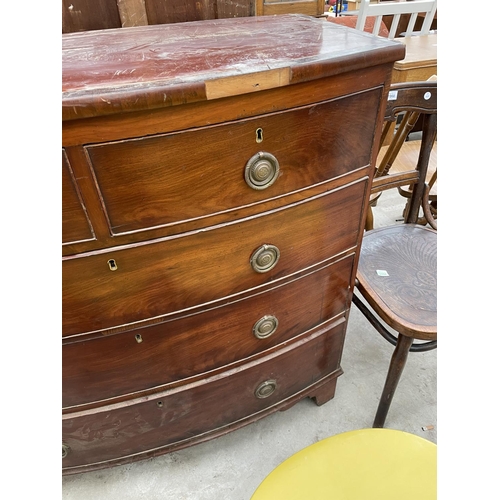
xmin=251 ymin=428 xmax=437 ymax=500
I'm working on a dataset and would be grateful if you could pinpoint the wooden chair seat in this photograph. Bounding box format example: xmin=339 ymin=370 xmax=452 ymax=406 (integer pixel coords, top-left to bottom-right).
xmin=356 ymin=224 xmax=436 ymax=340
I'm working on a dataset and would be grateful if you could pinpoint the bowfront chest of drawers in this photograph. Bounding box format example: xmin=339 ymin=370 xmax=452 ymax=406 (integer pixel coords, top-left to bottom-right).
xmin=62 ymin=14 xmax=404 ymax=474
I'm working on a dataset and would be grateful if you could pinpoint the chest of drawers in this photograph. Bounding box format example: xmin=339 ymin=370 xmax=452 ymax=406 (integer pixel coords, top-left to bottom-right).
xmin=62 ymin=14 xmax=404 ymax=474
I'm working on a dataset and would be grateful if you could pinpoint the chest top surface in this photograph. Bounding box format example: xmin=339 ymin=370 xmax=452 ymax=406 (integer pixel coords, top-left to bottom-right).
xmin=62 ymin=14 xmax=404 ymax=121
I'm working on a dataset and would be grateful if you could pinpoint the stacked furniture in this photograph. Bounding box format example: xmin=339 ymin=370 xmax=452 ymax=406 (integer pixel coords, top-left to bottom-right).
xmin=62 ymin=0 xmax=325 ymax=33
xmin=62 ymin=0 xmax=255 ymax=31
xmin=62 ymin=14 xmax=404 ymax=474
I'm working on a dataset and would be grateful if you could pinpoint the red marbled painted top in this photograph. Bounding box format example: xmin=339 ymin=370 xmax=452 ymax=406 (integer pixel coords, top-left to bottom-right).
xmin=62 ymin=14 xmax=404 ymax=120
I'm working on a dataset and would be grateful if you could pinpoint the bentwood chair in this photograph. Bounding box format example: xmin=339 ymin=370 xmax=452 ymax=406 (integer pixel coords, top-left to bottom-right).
xmin=353 ymin=79 xmax=437 ymax=428
xmin=366 ymin=77 xmax=437 ymax=231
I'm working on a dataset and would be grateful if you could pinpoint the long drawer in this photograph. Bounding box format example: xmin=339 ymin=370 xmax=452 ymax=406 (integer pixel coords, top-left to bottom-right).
xmin=84 ymin=89 xmax=380 ymax=234
xmin=62 ymin=178 xmax=367 ymax=336
xmin=62 ymin=319 xmax=345 ymax=473
xmin=63 ymin=255 xmax=354 ymax=408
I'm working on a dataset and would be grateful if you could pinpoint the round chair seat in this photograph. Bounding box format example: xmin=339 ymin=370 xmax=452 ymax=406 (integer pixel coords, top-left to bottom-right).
xmin=357 ymin=224 xmax=437 ymax=340
xmin=251 ymin=428 xmax=437 ymax=500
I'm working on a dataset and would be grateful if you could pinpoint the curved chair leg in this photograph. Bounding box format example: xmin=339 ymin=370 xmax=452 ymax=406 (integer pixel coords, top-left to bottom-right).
xmin=373 ymin=334 xmax=414 ymax=428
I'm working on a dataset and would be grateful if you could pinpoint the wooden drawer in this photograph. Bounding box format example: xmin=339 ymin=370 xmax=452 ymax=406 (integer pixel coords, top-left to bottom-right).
xmin=62 ymin=150 xmax=94 ymax=245
xmin=85 ymin=89 xmax=380 ymax=235
xmin=62 ymin=319 xmax=345 ymax=473
xmin=62 ymin=179 xmax=367 ymax=336
xmin=63 ymin=255 xmax=354 ymax=408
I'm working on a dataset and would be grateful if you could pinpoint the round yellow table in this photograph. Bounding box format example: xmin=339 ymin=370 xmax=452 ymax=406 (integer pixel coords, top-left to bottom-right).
xmin=251 ymin=428 xmax=437 ymax=500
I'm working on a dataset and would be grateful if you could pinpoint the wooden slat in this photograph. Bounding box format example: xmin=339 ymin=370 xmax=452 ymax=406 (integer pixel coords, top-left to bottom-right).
xmin=144 ymin=0 xmax=216 ymax=24
xmin=256 ymin=0 xmax=324 ymax=16
xmin=117 ymin=0 xmax=148 ymax=27
xmin=216 ymin=0 xmax=255 ymax=18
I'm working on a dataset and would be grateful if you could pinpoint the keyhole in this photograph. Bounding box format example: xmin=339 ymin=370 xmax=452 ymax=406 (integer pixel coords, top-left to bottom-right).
xmin=157 ymin=401 xmax=163 ymax=408
xmin=256 ymin=128 xmax=263 ymax=143
xmin=108 ymin=259 xmax=118 ymax=271
xmin=135 ymin=334 xmax=143 ymax=343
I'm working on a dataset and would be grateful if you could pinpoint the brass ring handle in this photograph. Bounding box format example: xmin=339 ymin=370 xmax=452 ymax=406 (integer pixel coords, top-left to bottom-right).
xmin=250 ymin=244 xmax=280 ymax=273
xmin=255 ymin=379 xmax=277 ymax=399
xmin=244 ymin=152 xmax=280 ymax=190
xmin=62 ymin=444 xmax=70 ymax=459
xmin=253 ymin=315 xmax=279 ymax=339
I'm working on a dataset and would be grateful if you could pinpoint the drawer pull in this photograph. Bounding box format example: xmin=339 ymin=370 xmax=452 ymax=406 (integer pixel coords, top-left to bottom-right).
xmin=250 ymin=244 xmax=280 ymax=273
xmin=255 ymin=379 xmax=277 ymax=399
xmin=244 ymin=151 xmax=279 ymax=190
xmin=62 ymin=444 xmax=70 ymax=459
xmin=253 ymin=315 xmax=279 ymax=339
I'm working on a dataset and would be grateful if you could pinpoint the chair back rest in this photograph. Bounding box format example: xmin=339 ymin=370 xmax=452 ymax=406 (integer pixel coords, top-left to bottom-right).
xmin=383 ymin=80 xmax=437 ymax=122
xmin=355 ymin=0 xmax=437 ymax=38
xmin=371 ymin=80 xmax=437 ymax=225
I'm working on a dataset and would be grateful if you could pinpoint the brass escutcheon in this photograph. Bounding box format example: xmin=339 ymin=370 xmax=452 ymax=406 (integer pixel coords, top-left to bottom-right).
xmin=256 ymin=127 xmax=264 ymax=143
xmin=255 ymin=379 xmax=277 ymax=399
xmin=62 ymin=444 xmax=70 ymax=459
xmin=250 ymin=244 xmax=280 ymax=273
xmin=253 ymin=315 xmax=279 ymax=339
xmin=107 ymin=259 xmax=118 ymax=271
xmin=244 ymin=151 xmax=279 ymax=190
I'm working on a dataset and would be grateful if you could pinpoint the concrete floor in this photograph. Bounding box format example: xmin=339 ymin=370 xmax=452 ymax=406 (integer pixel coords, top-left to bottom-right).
xmin=62 ymin=189 xmax=437 ymax=499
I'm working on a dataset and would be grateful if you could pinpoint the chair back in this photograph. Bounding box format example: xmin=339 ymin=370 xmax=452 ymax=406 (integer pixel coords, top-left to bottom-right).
xmin=355 ymin=0 xmax=437 ymax=38
xmin=371 ymin=80 xmax=437 ymax=227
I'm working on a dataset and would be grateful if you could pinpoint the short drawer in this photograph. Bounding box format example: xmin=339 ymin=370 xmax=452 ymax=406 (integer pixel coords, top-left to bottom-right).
xmin=62 ymin=319 xmax=345 ymax=473
xmin=62 ymin=179 xmax=367 ymax=336
xmin=62 ymin=150 xmax=94 ymax=245
xmin=85 ymin=88 xmax=380 ymax=234
xmin=63 ymin=255 xmax=354 ymax=408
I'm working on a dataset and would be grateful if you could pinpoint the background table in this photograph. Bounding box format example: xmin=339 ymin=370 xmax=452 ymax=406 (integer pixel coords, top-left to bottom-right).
xmin=392 ymin=34 xmax=437 ymax=84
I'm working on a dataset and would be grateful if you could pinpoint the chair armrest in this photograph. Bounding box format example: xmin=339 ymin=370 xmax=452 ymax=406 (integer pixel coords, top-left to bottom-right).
xmin=370 ymin=171 xmax=419 ymax=194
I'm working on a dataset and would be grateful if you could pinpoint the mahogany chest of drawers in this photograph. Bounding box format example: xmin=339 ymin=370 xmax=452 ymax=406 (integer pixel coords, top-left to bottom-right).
xmin=62 ymin=14 xmax=404 ymax=474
